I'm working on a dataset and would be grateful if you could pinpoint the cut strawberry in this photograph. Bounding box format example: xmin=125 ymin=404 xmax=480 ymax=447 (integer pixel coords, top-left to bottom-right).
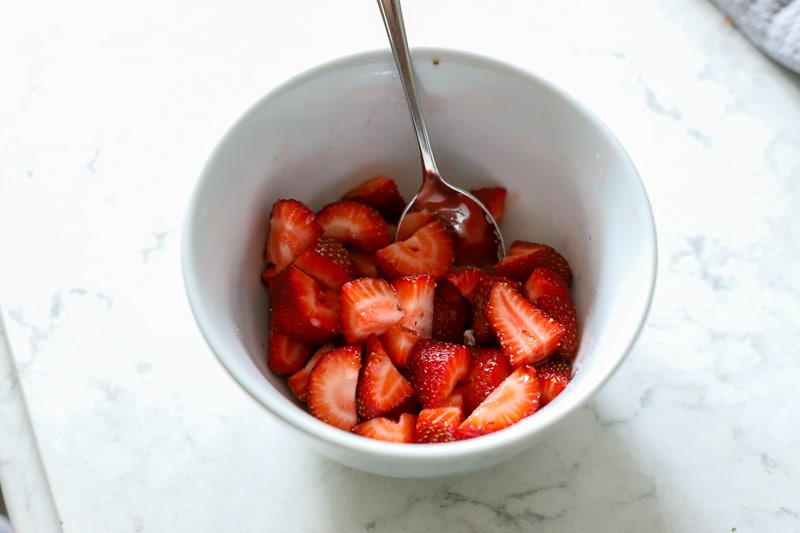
xmin=432 ymin=278 xmax=471 ymax=344
xmin=470 ymin=186 xmax=507 ymax=225
xmin=342 ymin=175 xmax=407 ymax=223
xmin=391 ymin=275 xmax=436 ymax=337
xmin=379 ymin=324 xmax=420 ymax=368
xmin=307 ymin=345 xmax=362 ymax=431
xmin=268 ymin=266 xmax=339 ymax=345
xmin=496 ymin=241 xmax=573 ymax=285
xmin=375 ymin=219 xmax=454 ymax=280
xmin=441 ymin=384 xmax=465 ymax=411
xmin=316 ymin=200 xmax=392 ymax=252
xmin=457 ymin=364 xmax=541 ymax=439
xmin=524 ymin=266 xmax=571 ymax=302
xmin=352 ymin=413 xmax=417 ymax=443
xmin=445 ymin=266 xmax=489 ymax=303
xmin=293 ymin=235 xmax=355 ymax=290
xmin=534 ymin=294 xmax=579 ymax=360
xmin=395 ymin=210 xmax=436 ymax=241
xmin=416 ymin=406 xmax=462 ymax=443
xmin=405 ymin=339 xmax=472 ymax=409
xmin=348 ymin=247 xmax=380 ymax=278
xmin=487 ymin=282 xmax=565 ymax=367
xmin=462 ymin=347 xmax=514 ymax=415
xmin=267 ymin=328 xmax=313 ymax=375
xmin=262 ymin=199 xmax=323 ymax=281
xmin=339 ymin=277 xmax=403 ymax=344
xmin=356 ymin=336 xmax=415 ymax=420
xmin=536 ymin=356 xmax=572 ymax=406
xmin=287 ymin=343 xmax=333 ymax=403
xmin=471 ymin=276 xmax=522 ymax=344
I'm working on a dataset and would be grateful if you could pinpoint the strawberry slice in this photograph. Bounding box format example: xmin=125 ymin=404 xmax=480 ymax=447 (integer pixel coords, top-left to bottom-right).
xmin=262 ymin=199 xmax=323 ymax=281
xmin=471 ymin=276 xmax=522 ymax=344
xmin=342 ymin=175 xmax=407 ymax=223
xmin=375 ymin=219 xmax=454 ymax=280
xmin=267 ymin=328 xmax=313 ymax=375
xmin=339 ymin=277 xmax=403 ymax=344
xmin=348 ymin=247 xmax=380 ymax=278
xmin=487 ymin=282 xmax=565 ymax=367
xmin=391 ymin=275 xmax=436 ymax=337
xmin=415 ymin=406 xmax=462 ymax=443
xmin=457 ymin=364 xmax=541 ymax=439
xmin=445 ymin=266 xmax=489 ymax=303
xmin=268 ymin=266 xmax=339 ymax=345
xmin=441 ymin=384 xmax=465 ymax=411
xmin=307 ymin=345 xmax=362 ymax=430
xmin=287 ymin=343 xmax=333 ymax=403
xmin=405 ymin=339 xmax=472 ymax=409
xmin=536 ymin=356 xmax=572 ymax=406
xmin=352 ymin=413 xmax=417 ymax=443
xmin=316 ymin=200 xmax=392 ymax=252
xmin=534 ymin=294 xmax=579 ymax=360
xmin=356 ymin=336 xmax=415 ymax=420
xmin=431 ymin=278 xmax=471 ymax=344
xmin=470 ymin=187 xmax=507 ymax=225
xmin=293 ymin=235 xmax=355 ymax=290
xmin=524 ymin=266 xmax=571 ymax=302
xmin=462 ymin=347 xmax=514 ymax=415
xmin=495 ymin=241 xmax=573 ymax=285
xmin=395 ymin=210 xmax=436 ymax=241
xmin=379 ymin=324 xmax=420 ymax=368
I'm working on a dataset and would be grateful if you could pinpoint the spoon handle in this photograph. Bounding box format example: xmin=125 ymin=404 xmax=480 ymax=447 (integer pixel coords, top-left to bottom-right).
xmin=377 ymin=0 xmax=438 ymax=176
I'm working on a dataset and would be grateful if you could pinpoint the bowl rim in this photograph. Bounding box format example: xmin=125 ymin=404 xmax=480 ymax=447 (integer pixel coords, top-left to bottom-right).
xmin=181 ymin=46 xmax=658 ymax=464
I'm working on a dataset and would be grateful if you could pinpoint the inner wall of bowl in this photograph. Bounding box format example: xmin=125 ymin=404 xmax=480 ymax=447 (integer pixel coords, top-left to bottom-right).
xmin=188 ymin=49 xmax=654 ymax=432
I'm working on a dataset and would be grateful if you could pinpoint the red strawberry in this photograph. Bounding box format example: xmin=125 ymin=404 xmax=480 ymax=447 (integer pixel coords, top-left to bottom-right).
xmin=352 ymin=413 xmax=417 ymax=443
xmin=456 ymin=364 xmax=541 ymax=439
xmin=307 ymin=345 xmax=362 ymax=430
xmin=536 ymin=357 xmax=572 ymax=406
xmin=268 ymin=266 xmax=339 ymax=345
xmin=391 ymin=275 xmax=436 ymax=337
xmin=316 ymin=200 xmax=392 ymax=252
xmin=267 ymin=328 xmax=313 ymax=375
xmin=471 ymin=276 xmax=522 ymax=344
xmin=534 ymin=295 xmax=579 ymax=360
xmin=487 ymin=282 xmax=565 ymax=367
xmin=293 ymin=235 xmax=355 ymax=290
xmin=462 ymin=347 xmax=514 ymax=415
xmin=395 ymin=210 xmax=436 ymax=241
xmin=470 ymin=187 xmax=507 ymax=225
xmin=441 ymin=384 xmax=465 ymax=411
xmin=415 ymin=406 xmax=462 ymax=443
xmin=375 ymin=219 xmax=454 ymax=280
xmin=342 ymin=175 xmax=407 ymax=223
xmin=262 ymin=199 xmax=323 ymax=281
xmin=339 ymin=277 xmax=403 ymax=344
xmin=379 ymin=324 xmax=420 ymax=368
xmin=432 ymin=278 xmax=471 ymax=344
xmin=348 ymin=247 xmax=380 ymax=278
xmin=356 ymin=336 xmax=415 ymax=420
xmin=287 ymin=343 xmax=333 ymax=403
xmin=405 ymin=340 xmax=471 ymax=409
xmin=495 ymin=241 xmax=573 ymax=285
xmin=445 ymin=266 xmax=489 ymax=303
xmin=524 ymin=266 xmax=571 ymax=302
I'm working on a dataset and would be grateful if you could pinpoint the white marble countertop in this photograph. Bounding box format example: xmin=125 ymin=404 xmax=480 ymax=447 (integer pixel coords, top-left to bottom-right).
xmin=2 ymin=0 xmax=799 ymax=531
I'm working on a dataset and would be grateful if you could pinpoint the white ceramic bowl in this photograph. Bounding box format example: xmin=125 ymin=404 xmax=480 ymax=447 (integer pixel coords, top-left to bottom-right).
xmin=182 ymin=48 xmax=657 ymax=478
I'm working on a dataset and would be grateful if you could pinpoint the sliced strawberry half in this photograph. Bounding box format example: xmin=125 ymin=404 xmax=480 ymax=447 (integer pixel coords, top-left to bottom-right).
xmin=524 ymin=266 xmax=571 ymax=302
xmin=293 ymin=235 xmax=355 ymax=290
xmin=287 ymin=343 xmax=333 ymax=403
xmin=339 ymin=277 xmax=403 ymax=344
xmin=405 ymin=339 xmax=472 ymax=409
xmin=316 ymin=200 xmax=392 ymax=252
xmin=267 ymin=328 xmax=314 ymax=375
xmin=375 ymin=219 xmax=454 ymax=280
xmin=445 ymin=266 xmax=490 ymax=303
xmin=416 ymin=406 xmax=462 ymax=443
xmin=470 ymin=186 xmax=507 ymax=225
xmin=536 ymin=356 xmax=572 ymax=406
xmin=348 ymin=247 xmax=380 ymax=278
xmin=487 ymin=282 xmax=565 ymax=367
xmin=471 ymin=276 xmax=522 ymax=344
xmin=379 ymin=324 xmax=420 ymax=368
xmin=268 ymin=266 xmax=339 ymax=345
xmin=356 ymin=336 xmax=415 ymax=420
xmin=462 ymin=347 xmax=514 ymax=415
xmin=534 ymin=294 xmax=579 ymax=360
xmin=391 ymin=274 xmax=436 ymax=338
xmin=352 ymin=413 xmax=417 ymax=443
xmin=496 ymin=241 xmax=573 ymax=285
xmin=432 ymin=278 xmax=471 ymax=344
xmin=395 ymin=210 xmax=436 ymax=241
xmin=262 ymin=199 xmax=323 ymax=281
xmin=456 ymin=364 xmax=541 ymax=439
xmin=342 ymin=175 xmax=407 ymax=223
xmin=307 ymin=345 xmax=362 ymax=431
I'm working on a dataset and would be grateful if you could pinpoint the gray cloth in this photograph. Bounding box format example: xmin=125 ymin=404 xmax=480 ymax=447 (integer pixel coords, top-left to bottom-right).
xmin=712 ymin=0 xmax=800 ymax=72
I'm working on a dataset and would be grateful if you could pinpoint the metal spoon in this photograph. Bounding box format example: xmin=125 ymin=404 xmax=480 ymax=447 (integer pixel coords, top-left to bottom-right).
xmin=377 ymin=0 xmax=505 ymax=268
